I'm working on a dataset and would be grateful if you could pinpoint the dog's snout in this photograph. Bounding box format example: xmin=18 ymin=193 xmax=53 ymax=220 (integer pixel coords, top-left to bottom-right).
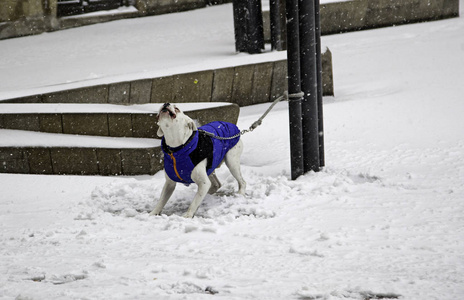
xmin=160 ymin=103 xmax=172 ymax=114
xmin=159 ymin=103 xmax=177 ymax=119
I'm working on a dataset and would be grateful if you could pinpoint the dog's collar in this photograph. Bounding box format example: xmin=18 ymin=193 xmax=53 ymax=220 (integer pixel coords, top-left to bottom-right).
xmin=162 ymin=130 xmax=198 ymax=154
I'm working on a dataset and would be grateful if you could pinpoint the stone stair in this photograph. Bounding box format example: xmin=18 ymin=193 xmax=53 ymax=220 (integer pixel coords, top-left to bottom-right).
xmin=0 ymin=102 xmax=239 ymax=176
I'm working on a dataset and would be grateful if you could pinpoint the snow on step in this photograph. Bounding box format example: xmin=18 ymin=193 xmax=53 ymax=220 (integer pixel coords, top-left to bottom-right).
xmin=0 ymin=129 xmax=161 ymax=148
xmin=0 ymin=102 xmax=230 ymax=114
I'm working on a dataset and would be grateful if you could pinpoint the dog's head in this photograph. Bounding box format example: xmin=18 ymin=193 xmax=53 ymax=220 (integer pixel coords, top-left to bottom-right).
xmin=157 ymin=103 xmax=197 ymax=138
xmin=158 ymin=102 xmax=179 ymax=121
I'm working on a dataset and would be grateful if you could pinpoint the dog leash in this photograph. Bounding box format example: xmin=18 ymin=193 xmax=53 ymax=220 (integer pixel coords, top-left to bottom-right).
xmin=199 ymin=92 xmax=304 ymax=140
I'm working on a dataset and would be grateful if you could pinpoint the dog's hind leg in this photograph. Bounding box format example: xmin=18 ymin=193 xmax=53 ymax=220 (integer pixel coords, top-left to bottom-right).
xmin=225 ymin=140 xmax=246 ymax=195
xmin=184 ymin=159 xmax=211 ymax=218
xmin=208 ymin=172 xmax=222 ymax=194
xmin=150 ymin=174 xmax=176 ymax=216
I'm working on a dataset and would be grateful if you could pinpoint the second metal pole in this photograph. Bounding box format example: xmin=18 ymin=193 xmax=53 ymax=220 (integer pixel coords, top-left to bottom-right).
xmin=286 ymin=0 xmax=304 ymax=180
xmin=314 ymin=0 xmax=325 ymax=167
xmin=299 ymin=0 xmax=320 ymax=173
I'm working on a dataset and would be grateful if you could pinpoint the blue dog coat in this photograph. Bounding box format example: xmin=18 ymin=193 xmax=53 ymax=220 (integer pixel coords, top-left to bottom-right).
xmin=161 ymin=121 xmax=240 ymax=184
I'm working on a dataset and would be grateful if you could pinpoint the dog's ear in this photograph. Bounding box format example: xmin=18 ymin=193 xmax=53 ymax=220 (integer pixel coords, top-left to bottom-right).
xmin=186 ymin=117 xmax=198 ymax=131
xmin=157 ymin=126 xmax=164 ymax=137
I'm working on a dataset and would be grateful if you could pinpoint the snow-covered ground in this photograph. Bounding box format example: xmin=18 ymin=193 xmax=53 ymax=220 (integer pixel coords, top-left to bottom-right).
xmin=1 ymin=1 xmax=464 ymax=299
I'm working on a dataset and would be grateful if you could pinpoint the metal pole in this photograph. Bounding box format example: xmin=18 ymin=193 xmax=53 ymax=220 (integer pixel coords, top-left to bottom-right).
xmin=232 ymin=0 xmax=247 ymax=52
xmin=232 ymin=0 xmax=264 ymax=54
xmin=247 ymin=0 xmax=265 ymax=54
xmin=299 ymin=0 xmax=320 ymax=173
xmin=270 ymin=0 xmax=287 ymax=51
xmin=314 ymin=0 xmax=325 ymax=167
xmin=286 ymin=0 xmax=304 ymax=180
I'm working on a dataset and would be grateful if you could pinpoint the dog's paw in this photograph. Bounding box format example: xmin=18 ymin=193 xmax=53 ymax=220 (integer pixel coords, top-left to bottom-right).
xmin=149 ymin=209 xmax=161 ymax=216
xmin=182 ymin=212 xmax=195 ymax=219
xmin=207 ymin=186 xmax=220 ymax=195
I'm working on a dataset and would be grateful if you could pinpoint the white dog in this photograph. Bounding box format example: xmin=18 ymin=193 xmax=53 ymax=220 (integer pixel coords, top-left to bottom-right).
xmin=150 ymin=103 xmax=246 ymax=218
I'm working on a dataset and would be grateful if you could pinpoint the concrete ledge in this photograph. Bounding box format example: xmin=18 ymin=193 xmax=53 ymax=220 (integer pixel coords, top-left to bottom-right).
xmin=0 ymin=103 xmax=240 ymax=138
xmin=2 ymin=52 xmax=334 ymax=105
xmin=319 ymin=0 xmax=460 ymax=35
xmin=135 ymin=0 xmax=209 ymax=17
xmin=0 ymin=147 xmax=30 ymax=174
xmin=320 ymin=0 xmax=369 ymax=35
xmin=0 ymin=146 xmax=163 ymax=176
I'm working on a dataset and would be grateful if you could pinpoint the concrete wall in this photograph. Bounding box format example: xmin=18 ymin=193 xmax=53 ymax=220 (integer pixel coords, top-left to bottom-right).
xmin=0 ymin=0 xmax=56 ymax=22
xmin=2 ymin=52 xmax=334 ymax=105
xmin=0 ymin=0 xmax=58 ymax=39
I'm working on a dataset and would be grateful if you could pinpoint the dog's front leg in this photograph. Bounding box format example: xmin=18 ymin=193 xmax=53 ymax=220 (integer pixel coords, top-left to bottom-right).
xmin=183 ymin=160 xmax=211 ymax=218
xmin=150 ymin=174 xmax=176 ymax=216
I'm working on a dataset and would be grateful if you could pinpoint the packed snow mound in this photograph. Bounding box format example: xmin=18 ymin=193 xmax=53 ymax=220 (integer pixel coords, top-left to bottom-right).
xmin=88 ymin=168 xmax=385 ymax=221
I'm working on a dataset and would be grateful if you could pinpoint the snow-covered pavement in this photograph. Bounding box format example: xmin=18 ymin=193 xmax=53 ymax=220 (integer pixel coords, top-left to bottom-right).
xmin=1 ymin=1 xmax=464 ymax=299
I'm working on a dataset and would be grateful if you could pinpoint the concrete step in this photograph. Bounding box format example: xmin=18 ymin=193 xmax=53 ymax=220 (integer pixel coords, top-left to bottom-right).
xmin=0 ymin=129 xmax=162 ymax=176
xmin=0 ymin=102 xmax=239 ymax=138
